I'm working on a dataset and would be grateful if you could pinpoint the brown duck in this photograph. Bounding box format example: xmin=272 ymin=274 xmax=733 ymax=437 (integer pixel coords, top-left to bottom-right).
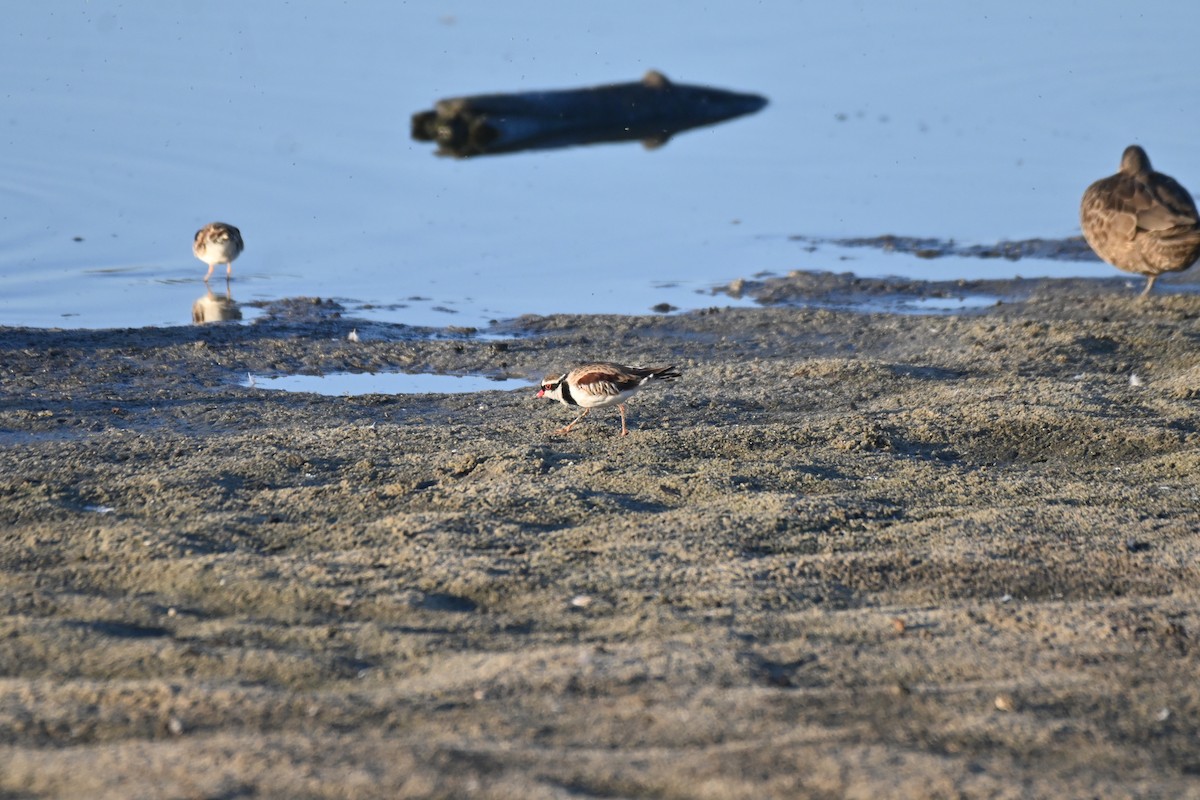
xmin=1080 ymin=145 xmax=1200 ymax=296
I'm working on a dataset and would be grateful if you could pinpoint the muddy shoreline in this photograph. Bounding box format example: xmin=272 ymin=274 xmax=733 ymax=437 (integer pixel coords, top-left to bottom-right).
xmin=2 ymin=275 xmax=1200 ymax=798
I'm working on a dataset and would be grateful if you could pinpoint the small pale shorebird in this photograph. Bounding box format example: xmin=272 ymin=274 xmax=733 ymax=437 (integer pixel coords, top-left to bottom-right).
xmin=537 ymin=362 xmax=680 ymax=436
xmin=193 ymin=222 xmax=244 ymax=282
xmin=1080 ymin=145 xmax=1200 ymax=297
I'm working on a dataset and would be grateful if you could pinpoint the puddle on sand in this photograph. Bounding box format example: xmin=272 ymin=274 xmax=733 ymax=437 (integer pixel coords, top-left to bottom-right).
xmin=768 ymin=293 xmax=1000 ymax=316
xmin=244 ymin=372 xmax=531 ymax=397
xmin=886 ymin=294 xmax=999 ymax=313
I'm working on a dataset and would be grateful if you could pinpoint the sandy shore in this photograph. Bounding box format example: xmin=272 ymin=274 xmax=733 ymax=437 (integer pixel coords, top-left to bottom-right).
xmin=2 ymin=275 xmax=1199 ymax=798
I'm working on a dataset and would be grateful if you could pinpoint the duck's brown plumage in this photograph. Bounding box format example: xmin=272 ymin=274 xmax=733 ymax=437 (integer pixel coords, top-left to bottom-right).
xmin=1080 ymin=145 xmax=1200 ymax=296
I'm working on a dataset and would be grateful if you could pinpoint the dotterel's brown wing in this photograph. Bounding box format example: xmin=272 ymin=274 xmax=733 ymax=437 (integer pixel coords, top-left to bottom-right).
xmin=568 ymin=363 xmax=646 ymax=398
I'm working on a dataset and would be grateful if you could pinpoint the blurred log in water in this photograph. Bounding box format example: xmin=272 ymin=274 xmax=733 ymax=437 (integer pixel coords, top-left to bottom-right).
xmin=412 ymin=70 xmax=768 ymax=158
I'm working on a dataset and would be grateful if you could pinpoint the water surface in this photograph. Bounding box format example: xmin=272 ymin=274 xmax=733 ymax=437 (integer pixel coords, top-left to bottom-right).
xmin=2 ymin=2 xmax=1198 ymax=328
xmin=246 ymin=372 xmax=530 ymax=397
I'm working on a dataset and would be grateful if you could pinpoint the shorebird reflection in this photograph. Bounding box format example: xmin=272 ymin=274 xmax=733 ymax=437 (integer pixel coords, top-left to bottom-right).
xmin=192 ymin=282 xmax=242 ymax=324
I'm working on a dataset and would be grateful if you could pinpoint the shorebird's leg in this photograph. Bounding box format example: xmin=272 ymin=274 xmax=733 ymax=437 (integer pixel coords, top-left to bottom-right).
xmin=618 ymin=403 xmax=628 ymax=436
xmin=557 ymin=408 xmax=589 ymax=433
xmin=1140 ymin=275 xmax=1157 ymax=297
xmin=204 ymin=264 xmax=215 ymax=282
xmin=226 ymin=262 xmax=234 ymax=277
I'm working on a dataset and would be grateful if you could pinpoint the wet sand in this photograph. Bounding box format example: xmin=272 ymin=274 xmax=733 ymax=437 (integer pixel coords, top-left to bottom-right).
xmin=2 ymin=275 xmax=1199 ymax=798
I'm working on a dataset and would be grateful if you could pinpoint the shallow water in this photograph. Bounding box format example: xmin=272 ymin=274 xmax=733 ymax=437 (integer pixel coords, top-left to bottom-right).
xmin=2 ymin=2 xmax=1198 ymax=329
xmin=246 ymin=372 xmax=530 ymax=397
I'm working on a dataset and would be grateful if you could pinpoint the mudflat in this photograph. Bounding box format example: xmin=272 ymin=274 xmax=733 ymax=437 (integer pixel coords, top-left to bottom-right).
xmin=2 ymin=275 xmax=1199 ymax=798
